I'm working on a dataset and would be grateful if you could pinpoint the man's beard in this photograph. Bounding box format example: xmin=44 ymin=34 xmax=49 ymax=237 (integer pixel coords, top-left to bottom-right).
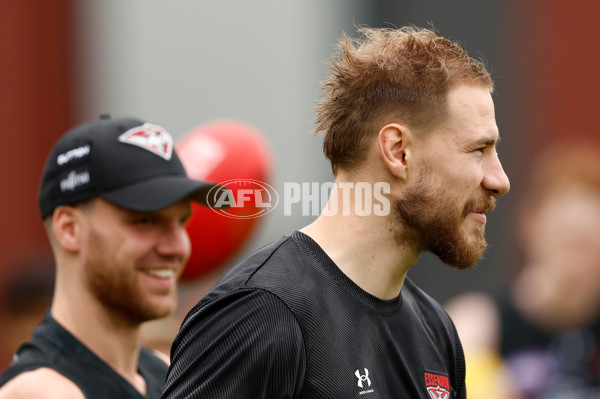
xmin=84 ymin=257 xmax=170 ymax=325
xmin=393 ymin=168 xmax=496 ymax=269
xmin=83 ymin=232 xmax=177 ymax=325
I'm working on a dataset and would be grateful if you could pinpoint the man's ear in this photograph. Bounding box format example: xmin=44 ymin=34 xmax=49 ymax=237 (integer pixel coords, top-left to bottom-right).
xmin=377 ymin=123 xmax=411 ymax=181
xmin=52 ymin=206 xmax=82 ymax=253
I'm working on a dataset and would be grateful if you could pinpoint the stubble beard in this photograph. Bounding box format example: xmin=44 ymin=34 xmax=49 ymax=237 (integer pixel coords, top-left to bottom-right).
xmin=84 ymin=233 xmax=175 ymax=325
xmin=393 ymin=169 xmax=495 ymax=270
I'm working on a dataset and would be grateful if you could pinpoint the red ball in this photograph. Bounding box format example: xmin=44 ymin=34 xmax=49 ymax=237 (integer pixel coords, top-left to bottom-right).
xmin=176 ymin=120 xmax=273 ymax=281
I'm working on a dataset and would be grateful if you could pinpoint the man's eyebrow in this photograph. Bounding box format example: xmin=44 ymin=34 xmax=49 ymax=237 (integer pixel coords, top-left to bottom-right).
xmin=472 ymin=136 xmax=501 ymax=147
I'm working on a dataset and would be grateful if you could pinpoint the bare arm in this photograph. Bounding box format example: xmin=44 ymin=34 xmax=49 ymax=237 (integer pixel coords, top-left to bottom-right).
xmin=0 ymin=368 xmax=84 ymax=399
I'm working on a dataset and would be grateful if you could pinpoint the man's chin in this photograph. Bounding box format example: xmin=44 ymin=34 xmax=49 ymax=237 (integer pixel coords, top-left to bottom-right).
xmin=432 ymin=236 xmax=487 ymax=270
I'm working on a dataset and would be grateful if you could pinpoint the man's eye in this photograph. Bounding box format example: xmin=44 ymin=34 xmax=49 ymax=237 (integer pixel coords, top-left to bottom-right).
xmin=134 ymin=217 xmax=154 ymax=225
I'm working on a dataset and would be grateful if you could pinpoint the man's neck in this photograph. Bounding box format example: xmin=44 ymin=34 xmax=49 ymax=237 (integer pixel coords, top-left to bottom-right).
xmin=300 ymin=192 xmax=420 ymax=300
xmin=50 ymin=287 xmax=147 ymax=394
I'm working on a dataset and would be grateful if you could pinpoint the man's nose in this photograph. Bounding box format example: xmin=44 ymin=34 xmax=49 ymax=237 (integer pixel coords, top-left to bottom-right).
xmin=483 ymin=152 xmax=510 ymax=197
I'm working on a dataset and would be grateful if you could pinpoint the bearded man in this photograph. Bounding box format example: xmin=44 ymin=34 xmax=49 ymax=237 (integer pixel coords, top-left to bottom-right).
xmin=162 ymin=26 xmax=510 ymax=399
xmin=0 ymin=116 xmax=223 ymax=399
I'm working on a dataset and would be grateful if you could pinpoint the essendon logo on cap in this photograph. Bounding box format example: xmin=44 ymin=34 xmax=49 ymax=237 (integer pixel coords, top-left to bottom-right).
xmin=119 ymin=123 xmax=173 ymax=160
xmin=424 ymin=371 xmax=450 ymax=399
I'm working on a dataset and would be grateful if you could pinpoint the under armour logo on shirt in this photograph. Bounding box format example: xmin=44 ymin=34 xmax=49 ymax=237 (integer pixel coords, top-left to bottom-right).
xmin=355 ymin=368 xmax=371 ymax=388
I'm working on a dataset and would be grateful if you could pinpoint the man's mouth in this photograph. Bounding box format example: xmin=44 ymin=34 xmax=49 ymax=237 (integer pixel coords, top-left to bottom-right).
xmin=464 ymin=195 xmax=497 ymax=218
xmin=142 ymin=268 xmax=176 ymax=279
xmin=470 ymin=211 xmax=487 ymax=223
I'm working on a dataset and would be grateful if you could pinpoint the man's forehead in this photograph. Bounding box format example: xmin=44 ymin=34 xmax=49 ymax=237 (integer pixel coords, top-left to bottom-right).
xmin=442 ymin=86 xmax=499 ymax=141
xmin=446 ymin=85 xmax=495 ymax=117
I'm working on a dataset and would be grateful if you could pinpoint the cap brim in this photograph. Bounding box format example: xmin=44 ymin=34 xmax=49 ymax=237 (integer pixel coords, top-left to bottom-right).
xmin=101 ymin=175 xmax=228 ymax=212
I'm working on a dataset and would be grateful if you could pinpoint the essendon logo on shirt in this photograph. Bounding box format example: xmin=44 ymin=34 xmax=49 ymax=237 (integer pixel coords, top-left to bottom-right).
xmin=424 ymin=371 xmax=450 ymax=399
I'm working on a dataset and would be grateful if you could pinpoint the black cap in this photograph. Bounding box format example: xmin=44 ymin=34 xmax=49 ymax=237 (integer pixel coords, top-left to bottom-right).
xmin=39 ymin=116 xmax=223 ymax=219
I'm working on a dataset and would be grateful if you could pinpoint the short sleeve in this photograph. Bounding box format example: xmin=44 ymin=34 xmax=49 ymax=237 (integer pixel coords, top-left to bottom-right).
xmin=161 ymin=289 xmax=305 ymax=399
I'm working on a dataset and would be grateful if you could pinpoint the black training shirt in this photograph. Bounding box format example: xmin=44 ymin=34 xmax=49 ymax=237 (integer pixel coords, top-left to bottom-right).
xmin=163 ymin=231 xmax=465 ymax=398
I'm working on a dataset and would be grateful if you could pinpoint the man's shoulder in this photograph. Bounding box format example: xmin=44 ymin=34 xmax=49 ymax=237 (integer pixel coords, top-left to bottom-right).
xmin=203 ymin=234 xmax=300 ymax=296
xmin=403 ymin=278 xmax=456 ymax=327
xmin=0 ymin=368 xmax=84 ymax=399
xmin=182 ymin=233 xmax=316 ymax=327
xmin=404 ymin=277 xmax=444 ymax=308
xmin=234 ymin=233 xmax=300 ymax=274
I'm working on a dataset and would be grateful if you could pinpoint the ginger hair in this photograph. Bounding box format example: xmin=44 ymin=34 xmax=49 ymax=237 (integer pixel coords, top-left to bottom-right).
xmin=315 ymin=26 xmax=493 ymax=174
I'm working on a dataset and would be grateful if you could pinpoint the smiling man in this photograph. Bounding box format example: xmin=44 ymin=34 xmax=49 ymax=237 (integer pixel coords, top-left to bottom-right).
xmin=0 ymin=116 xmax=223 ymax=399
xmin=162 ymin=26 xmax=509 ymax=398
xmin=391 ymin=85 xmax=503 ymax=270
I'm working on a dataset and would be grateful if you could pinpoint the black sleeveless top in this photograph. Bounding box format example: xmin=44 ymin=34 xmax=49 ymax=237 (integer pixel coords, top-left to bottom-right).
xmin=0 ymin=313 xmax=167 ymax=398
